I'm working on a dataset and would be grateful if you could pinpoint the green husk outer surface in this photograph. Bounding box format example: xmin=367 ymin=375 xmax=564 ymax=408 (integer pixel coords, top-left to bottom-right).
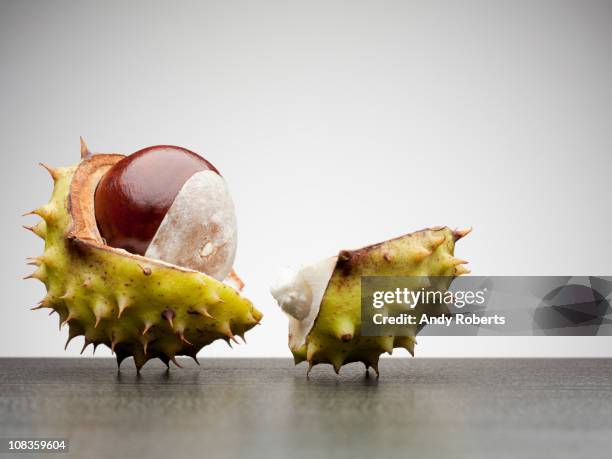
xmin=26 ymin=152 xmax=262 ymax=371
xmin=291 ymin=227 xmax=469 ymax=375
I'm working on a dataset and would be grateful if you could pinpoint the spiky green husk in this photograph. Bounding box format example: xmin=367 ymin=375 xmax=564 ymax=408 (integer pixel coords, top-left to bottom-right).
xmin=291 ymin=227 xmax=469 ymax=375
xmin=25 ymin=154 xmax=262 ymax=371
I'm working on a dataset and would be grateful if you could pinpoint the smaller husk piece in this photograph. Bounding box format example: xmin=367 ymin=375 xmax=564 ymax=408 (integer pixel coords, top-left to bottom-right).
xmin=277 ymin=227 xmax=470 ymax=376
xmin=25 ymin=143 xmax=262 ymax=371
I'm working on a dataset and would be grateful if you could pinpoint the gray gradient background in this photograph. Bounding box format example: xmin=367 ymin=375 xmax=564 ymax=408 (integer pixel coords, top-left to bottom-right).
xmin=1 ymin=0 xmax=610 ymax=358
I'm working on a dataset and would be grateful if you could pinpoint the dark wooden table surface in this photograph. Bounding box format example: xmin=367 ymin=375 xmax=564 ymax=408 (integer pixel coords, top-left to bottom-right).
xmin=1 ymin=358 xmax=611 ymax=458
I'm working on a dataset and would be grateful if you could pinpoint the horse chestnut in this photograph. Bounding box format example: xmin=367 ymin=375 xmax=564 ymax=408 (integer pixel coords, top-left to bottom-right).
xmin=94 ymin=145 xmax=237 ymax=280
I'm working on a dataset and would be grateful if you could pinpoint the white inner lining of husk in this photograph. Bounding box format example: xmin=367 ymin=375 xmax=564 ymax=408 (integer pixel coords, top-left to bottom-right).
xmin=271 ymin=256 xmax=337 ymax=349
xmin=145 ymin=170 xmax=237 ymax=281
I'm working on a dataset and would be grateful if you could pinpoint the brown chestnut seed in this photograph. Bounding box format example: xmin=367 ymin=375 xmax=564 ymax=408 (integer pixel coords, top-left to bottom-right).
xmin=95 ymin=145 xmax=218 ymax=255
xmin=94 ymin=145 xmax=237 ymax=280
